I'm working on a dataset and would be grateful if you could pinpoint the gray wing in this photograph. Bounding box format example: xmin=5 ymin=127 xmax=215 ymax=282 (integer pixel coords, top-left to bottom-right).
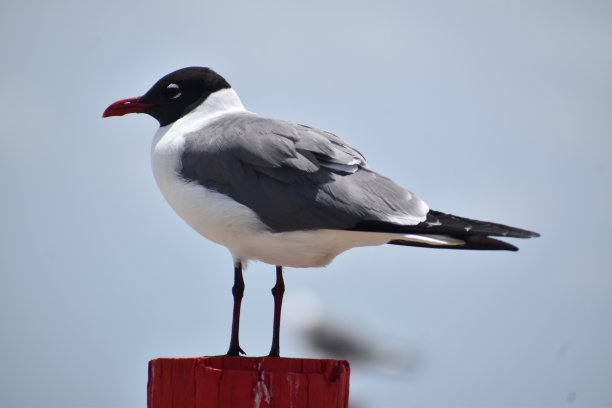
xmin=180 ymin=112 xmax=428 ymax=232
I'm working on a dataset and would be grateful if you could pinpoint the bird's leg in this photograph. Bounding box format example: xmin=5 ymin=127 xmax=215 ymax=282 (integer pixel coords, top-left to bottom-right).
xmin=268 ymin=265 xmax=285 ymax=357
xmin=226 ymin=262 xmax=246 ymax=356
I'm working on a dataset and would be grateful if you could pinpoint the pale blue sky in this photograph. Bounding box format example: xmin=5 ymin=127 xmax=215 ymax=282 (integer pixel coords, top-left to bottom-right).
xmin=1 ymin=1 xmax=611 ymax=407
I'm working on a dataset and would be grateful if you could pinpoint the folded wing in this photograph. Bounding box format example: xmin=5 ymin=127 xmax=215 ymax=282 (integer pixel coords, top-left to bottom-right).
xmin=180 ymin=113 xmax=429 ymax=232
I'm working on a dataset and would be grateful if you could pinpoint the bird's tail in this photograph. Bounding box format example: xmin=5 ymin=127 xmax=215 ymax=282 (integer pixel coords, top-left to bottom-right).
xmin=388 ymin=235 xmax=521 ymax=251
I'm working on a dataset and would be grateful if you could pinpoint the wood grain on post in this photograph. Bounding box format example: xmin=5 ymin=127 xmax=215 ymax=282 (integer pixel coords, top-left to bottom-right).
xmin=148 ymin=356 xmax=350 ymax=408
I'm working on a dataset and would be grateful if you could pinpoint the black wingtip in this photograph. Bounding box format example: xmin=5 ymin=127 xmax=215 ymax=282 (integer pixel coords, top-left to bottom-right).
xmin=352 ymin=210 xmax=540 ymax=240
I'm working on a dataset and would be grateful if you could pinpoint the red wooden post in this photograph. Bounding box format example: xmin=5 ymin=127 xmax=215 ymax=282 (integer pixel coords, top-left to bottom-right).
xmin=148 ymin=356 xmax=350 ymax=408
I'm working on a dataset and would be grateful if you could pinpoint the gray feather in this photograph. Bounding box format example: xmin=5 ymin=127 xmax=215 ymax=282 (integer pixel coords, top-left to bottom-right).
xmin=180 ymin=113 xmax=427 ymax=232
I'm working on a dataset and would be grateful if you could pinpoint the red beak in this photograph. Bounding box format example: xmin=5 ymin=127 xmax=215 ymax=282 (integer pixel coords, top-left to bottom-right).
xmin=102 ymin=97 xmax=154 ymax=118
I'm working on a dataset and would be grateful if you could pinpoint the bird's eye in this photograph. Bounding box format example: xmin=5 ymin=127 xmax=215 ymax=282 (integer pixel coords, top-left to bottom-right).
xmin=165 ymin=83 xmax=182 ymax=100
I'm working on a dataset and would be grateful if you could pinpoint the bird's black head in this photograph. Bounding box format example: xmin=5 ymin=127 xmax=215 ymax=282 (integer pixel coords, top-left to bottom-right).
xmin=102 ymin=67 xmax=231 ymax=126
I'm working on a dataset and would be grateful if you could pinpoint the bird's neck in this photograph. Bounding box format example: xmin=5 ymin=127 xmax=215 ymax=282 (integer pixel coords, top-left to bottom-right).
xmin=160 ymin=88 xmax=248 ymax=136
xmin=189 ymin=88 xmax=246 ymax=121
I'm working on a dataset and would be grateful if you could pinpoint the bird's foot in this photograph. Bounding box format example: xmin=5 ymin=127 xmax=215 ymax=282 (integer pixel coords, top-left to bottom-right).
xmin=225 ymin=344 xmax=246 ymax=356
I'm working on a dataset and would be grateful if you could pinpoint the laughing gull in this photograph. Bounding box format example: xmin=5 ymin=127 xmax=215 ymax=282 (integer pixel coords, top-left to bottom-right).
xmin=103 ymin=66 xmax=539 ymax=357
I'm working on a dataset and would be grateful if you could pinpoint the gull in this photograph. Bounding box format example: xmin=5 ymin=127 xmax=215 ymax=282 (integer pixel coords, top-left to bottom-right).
xmin=103 ymin=67 xmax=539 ymax=357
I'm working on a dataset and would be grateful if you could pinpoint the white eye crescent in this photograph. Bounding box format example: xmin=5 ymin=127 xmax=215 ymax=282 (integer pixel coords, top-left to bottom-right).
xmin=166 ymin=83 xmax=182 ymax=99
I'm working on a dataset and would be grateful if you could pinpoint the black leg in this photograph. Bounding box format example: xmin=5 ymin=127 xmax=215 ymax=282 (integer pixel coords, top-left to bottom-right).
xmin=268 ymin=265 xmax=285 ymax=357
xmin=226 ymin=262 xmax=246 ymax=356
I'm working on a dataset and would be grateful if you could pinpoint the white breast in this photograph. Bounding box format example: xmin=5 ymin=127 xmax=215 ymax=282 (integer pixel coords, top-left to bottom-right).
xmin=150 ymin=94 xmax=266 ymax=256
